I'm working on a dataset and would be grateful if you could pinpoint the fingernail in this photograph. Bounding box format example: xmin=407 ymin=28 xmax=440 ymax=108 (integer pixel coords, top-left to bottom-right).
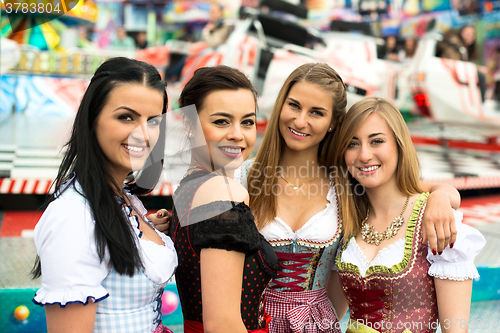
xmin=438 ymin=251 xmax=443 ymax=255
xmin=450 ymin=243 xmax=454 ymax=249
xmin=432 ymin=249 xmax=437 ymax=256
xmin=157 ymin=212 xmax=163 ymax=217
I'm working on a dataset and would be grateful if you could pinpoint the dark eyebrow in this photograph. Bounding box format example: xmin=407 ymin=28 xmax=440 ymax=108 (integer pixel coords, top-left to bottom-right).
xmin=352 ymin=133 xmax=386 ymax=140
xmin=287 ymin=97 xmax=328 ymax=111
xmin=210 ymin=112 xmax=256 ymax=118
xmin=113 ymin=107 xmax=161 ymax=120
xmin=113 ymin=107 xmax=140 ymax=117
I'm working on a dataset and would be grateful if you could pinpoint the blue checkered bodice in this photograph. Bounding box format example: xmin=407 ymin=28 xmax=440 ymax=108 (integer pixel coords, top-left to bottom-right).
xmin=93 ymin=268 xmax=168 ymax=332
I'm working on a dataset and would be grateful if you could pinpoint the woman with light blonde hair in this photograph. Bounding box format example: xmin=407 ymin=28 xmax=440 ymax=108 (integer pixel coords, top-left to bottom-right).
xmin=235 ymin=64 xmax=462 ymax=332
xmin=331 ymin=97 xmax=485 ymax=333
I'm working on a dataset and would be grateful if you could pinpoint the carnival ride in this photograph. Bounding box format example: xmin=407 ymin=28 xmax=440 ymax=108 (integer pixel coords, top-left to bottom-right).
xmin=409 ymin=32 xmax=500 ymax=140
xmin=1 ymin=3 xmax=500 ymax=333
xmin=146 ymin=7 xmax=391 ymax=118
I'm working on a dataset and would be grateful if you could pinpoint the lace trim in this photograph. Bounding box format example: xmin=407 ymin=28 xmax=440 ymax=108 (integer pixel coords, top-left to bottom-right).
xmin=121 ymin=201 xmax=145 ymax=239
xmin=428 ymin=261 xmax=480 ymax=281
xmin=336 ymin=193 xmax=429 ymax=279
xmin=256 ymin=238 xmax=281 ymax=278
xmin=352 ymin=239 xmax=371 ymax=268
xmin=267 ymin=183 xmax=342 ymax=249
xmin=191 ymin=201 xmax=262 ymax=254
xmin=353 ymin=238 xmax=405 ymax=269
xmin=189 ymin=200 xmax=249 ymax=223
xmin=33 ymin=294 xmax=109 ymax=307
xmin=427 ymin=272 xmax=478 ymax=281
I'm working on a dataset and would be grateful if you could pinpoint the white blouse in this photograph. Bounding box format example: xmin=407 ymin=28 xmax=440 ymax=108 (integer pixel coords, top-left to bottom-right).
xmin=339 ymin=210 xmax=485 ymax=280
xmin=260 ymin=185 xmax=340 ymax=243
xmin=33 ymin=180 xmax=178 ymax=306
xmin=236 ymin=159 xmax=341 ymax=243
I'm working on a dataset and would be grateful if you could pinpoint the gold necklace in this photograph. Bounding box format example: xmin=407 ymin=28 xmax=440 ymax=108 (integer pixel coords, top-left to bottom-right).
xmin=361 ymin=196 xmax=410 ymax=245
xmin=278 ymin=172 xmax=318 ymax=191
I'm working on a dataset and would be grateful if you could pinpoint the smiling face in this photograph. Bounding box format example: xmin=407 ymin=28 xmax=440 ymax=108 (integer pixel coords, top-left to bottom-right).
xmin=278 ymin=81 xmax=334 ymax=156
xmin=95 ymin=83 xmax=164 ymax=183
xmin=344 ymin=112 xmax=399 ymax=191
xmin=191 ymin=89 xmax=256 ymax=171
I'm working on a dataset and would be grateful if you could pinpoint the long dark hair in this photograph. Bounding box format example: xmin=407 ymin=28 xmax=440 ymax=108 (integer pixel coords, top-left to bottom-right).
xmin=459 ymin=25 xmax=477 ymax=61
xmin=33 ymin=57 xmax=168 ymax=277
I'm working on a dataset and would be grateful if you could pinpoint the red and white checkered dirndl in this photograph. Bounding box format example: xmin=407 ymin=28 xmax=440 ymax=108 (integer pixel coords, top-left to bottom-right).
xmin=264 ymin=287 xmax=340 ymax=333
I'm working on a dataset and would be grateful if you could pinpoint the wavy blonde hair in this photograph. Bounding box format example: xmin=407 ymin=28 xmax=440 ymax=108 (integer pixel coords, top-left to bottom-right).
xmin=334 ymin=97 xmax=423 ymax=240
xmin=248 ymin=63 xmax=347 ymax=230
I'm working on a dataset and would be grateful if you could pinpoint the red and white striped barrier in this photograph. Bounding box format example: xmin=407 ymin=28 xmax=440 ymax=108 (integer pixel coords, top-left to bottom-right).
xmin=420 ymin=176 xmax=500 ymax=190
xmin=0 ymin=179 xmax=53 ymax=195
xmin=0 ymin=178 xmax=177 ymax=196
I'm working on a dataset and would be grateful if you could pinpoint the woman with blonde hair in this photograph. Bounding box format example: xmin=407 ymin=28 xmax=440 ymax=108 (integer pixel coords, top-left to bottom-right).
xmin=237 ymin=64 xmax=462 ymax=332
xmin=331 ymin=97 xmax=485 ymax=333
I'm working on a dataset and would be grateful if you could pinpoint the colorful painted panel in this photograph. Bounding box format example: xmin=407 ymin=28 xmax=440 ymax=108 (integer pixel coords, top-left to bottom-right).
xmin=0 ymin=75 xmax=88 ymax=116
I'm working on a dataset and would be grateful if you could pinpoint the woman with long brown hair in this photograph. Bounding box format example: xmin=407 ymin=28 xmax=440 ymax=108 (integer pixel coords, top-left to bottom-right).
xmin=331 ymin=97 xmax=484 ymax=333
xmin=239 ymin=63 xmax=461 ymax=332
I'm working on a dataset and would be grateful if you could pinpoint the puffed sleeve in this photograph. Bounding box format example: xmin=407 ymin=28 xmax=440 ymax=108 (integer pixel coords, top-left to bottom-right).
xmin=189 ymin=201 xmax=261 ymax=254
xmin=427 ymin=210 xmax=486 ymax=281
xmin=234 ymin=158 xmax=255 ymax=189
xmin=33 ymin=196 xmax=109 ymax=306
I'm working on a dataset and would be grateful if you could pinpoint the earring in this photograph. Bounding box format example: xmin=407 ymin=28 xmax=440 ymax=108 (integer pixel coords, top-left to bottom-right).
xmin=187 ymin=131 xmax=193 ymax=138
xmin=328 ymin=127 xmax=333 ymax=132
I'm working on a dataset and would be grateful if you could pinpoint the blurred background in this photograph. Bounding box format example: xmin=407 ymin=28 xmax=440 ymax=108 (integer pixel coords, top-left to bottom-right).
xmin=1 ymin=1 xmax=500 ymax=332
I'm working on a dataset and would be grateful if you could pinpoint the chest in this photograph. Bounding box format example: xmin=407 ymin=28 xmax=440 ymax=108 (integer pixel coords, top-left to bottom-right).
xmin=276 ymin=181 xmax=330 ymax=232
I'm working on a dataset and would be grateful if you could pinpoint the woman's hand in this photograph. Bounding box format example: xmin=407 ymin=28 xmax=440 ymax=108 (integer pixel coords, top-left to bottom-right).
xmin=421 ymin=183 xmax=460 ymax=255
xmin=147 ymin=209 xmax=171 ymax=235
xmin=422 ymin=192 xmax=457 ymax=255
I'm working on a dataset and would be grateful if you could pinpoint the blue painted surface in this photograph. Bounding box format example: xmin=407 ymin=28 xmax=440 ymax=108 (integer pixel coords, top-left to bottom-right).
xmin=0 ymin=267 xmax=498 ymax=332
xmin=471 ymin=267 xmax=500 ymax=302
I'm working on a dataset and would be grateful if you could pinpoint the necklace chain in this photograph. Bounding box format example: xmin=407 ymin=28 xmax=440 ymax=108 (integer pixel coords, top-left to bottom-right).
xmin=278 ymin=172 xmax=318 ymax=191
xmin=361 ymin=196 xmax=410 ymax=246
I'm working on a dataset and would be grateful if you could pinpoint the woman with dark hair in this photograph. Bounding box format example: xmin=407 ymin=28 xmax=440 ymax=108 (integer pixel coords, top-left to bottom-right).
xmin=459 ymin=24 xmax=486 ymax=101
xmin=32 ymin=57 xmax=177 ymax=333
xmin=399 ymin=37 xmax=418 ymax=64
xmin=459 ymin=25 xmax=478 ymax=62
xmin=169 ymin=65 xmax=279 ymax=333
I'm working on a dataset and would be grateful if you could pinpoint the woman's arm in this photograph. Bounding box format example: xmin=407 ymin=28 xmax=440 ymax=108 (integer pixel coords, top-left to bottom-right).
xmin=435 ymin=278 xmax=472 ymax=333
xmin=421 ymin=183 xmax=461 ymax=254
xmin=326 ymin=271 xmax=348 ymax=320
xmin=45 ymin=302 xmax=97 ymax=333
xmin=200 ymin=248 xmax=248 ymax=333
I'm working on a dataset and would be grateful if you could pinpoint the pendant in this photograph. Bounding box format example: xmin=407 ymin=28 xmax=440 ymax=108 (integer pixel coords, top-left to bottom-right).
xmin=291 ymin=185 xmax=298 ymax=190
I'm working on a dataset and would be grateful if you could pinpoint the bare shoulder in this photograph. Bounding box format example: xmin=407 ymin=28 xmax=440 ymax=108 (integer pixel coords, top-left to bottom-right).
xmin=192 ymin=176 xmax=249 ymax=209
